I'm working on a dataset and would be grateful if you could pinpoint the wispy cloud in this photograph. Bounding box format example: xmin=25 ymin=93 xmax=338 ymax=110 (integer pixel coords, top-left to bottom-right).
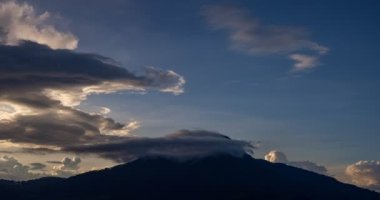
xmin=202 ymin=4 xmax=328 ymax=71
xmin=289 ymin=54 xmax=320 ymax=71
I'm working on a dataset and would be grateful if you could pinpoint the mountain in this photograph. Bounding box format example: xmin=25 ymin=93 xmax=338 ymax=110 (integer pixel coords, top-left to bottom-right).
xmin=1 ymin=154 xmax=379 ymax=200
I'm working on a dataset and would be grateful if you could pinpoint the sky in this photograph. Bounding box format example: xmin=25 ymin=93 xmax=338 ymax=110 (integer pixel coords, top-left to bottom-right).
xmin=0 ymin=0 xmax=379 ymax=191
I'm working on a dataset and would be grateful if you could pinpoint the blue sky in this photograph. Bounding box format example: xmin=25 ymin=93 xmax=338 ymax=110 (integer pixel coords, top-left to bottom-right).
xmin=0 ymin=0 xmax=379 ymax=187
xmin=29 ymin=0 xmax=379 ymax=161
xmin=29 ymin=0 xmax=380 ymax=164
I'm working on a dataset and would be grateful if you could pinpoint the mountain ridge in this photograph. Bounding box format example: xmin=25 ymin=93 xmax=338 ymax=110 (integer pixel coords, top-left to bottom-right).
xmin=1 ymin=154 xmax=380 ymax=200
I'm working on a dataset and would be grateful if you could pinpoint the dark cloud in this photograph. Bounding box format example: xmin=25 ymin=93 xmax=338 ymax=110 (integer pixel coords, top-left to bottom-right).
xmin=0 ymin=40 xmax=249 ymax=167
xmin=0 ymin=41 xmax=184 ymax=100
xmin=0 ymin=1 xmax=253 ymax=179
xmin=0 ymin=103 xmax=126 ymax=146
xmin=0 ymin=41 xmax=184 ymax=149
xmin=64 ymin=130 xmax=255 ymax=162
xmin=46 ymin=161 xmax=63 ymax=164
xmin=29 ymin=163 xmax=47 ymax=170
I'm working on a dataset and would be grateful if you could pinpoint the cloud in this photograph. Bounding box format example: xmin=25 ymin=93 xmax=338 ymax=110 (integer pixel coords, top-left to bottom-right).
xmin=0 ymin=155 xmax=41 ymax=180
xmin=0 ymin=1 xmax=186 ymax=171
xmin=202 ymin=4 xmax=328 ymax=71
xmin=29 ymin=162 xmax=46 ymax=171
xmin=103 ymin=120 xmax=141 ymax=137
xmin=53 ymin=157 xmax=81 ymax=171
xmin=289 ymin=54 xmax=319 ymax=71
xmin=99 ymin=107 xmax=111 ymax=115
xmin=47 ymin=157 xmax=82 ymax=178
xmin=0 ymin=0 xmax=78 ymax=49
xmin=346 ymin=160 xmax=380 ymax=191
xmin=264 ymin=150 xmax=328 ymax=175
xmin=0 ymin=41 xmax=185 ymax=149
xmin=264 ymin=150 xmax=288 ymax=163
xmin=64 ymin=130 xmax=255 ymax=162
xmin=0 ymin=155 xmax=82 ymax=180
xmin=0 ymin=42 xmax=185 ymax=106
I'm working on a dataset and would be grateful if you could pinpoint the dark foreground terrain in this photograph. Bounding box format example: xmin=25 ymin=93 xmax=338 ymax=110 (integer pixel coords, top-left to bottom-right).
xmin=1 ymin=154 xmax=379 ymax=200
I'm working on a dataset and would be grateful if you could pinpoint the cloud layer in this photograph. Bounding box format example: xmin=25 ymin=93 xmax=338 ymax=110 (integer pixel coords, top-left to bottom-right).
xmin=0 ymin=129 xmax=254 ymax=180
xmin=0 ymin=0 xmax=78 ymax=49
xmin=0 ymin=41 xmax=185 ymax=149
xmin=65 ymin=130 xmax=255 ymax=162
xmin=346 ymin=160 xmax=380 ymax=191
xmin=202 ymin=4 xmax=328 ymax=71
xmin=0 ymin=1 xmax=254 ymax=180
xmin=264 ymin=150 xmax=328 ymax=175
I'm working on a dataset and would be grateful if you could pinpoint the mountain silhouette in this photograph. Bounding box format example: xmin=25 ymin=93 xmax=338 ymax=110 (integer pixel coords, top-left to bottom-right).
xmin=1 ymin=154 xmax=379 ymax=200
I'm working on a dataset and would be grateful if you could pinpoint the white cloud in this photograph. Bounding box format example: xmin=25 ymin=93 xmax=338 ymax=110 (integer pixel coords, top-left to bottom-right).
xmin=264 ymin=150 xmax=328 ymax=175
xmin=0 ymin=0 xmax=78 ymax=49
xmin=202 ymin=4 xmax=328 ymax=71
xmin=289 ymin=54 xmax=319 ymax=71
xmin=346 ymin=160 xmax=380 ymax=191
xmin=99 ymin=107 xmax=111 ymax=115
xmin=42 ymin=67 xmax=185 ymax=107
xmin=264 ymin=150 xmax=288 ymax=163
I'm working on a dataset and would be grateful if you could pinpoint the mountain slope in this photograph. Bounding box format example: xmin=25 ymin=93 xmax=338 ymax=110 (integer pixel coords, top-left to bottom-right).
xmin=1 ymin=154 xmax=380 ymax=200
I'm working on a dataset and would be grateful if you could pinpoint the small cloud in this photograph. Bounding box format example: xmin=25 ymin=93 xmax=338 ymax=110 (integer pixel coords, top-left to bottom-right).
xmin=99 ymin=107 xmax=111 ymax=115
xmin=289 ymin=53 xmax=319 ymax=71
xmin=264 ymin=150 xmax=288 ymax=163
xmin=52 ymin=156 xmax=82 ymax=178
xmin=202 ymin=4 xmax=328 ymax=72
xmin=346 ymin=160 xmax=380 ymax=191
xmin=264 ymin=150 xmax=328 ymax=175
xmin=0 ymin=0 xmax=78 ymax=49
xmin=29 ymin=162 xmax=46 ymax=171
xmin=103 ymin=120 xmax=141 ymax=137
xmin=143 ymin=66 xmax=186 ymax=95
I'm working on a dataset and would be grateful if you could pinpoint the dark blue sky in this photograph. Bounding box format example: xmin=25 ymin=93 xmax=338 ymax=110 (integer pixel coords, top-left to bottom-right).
xmin=21 ymin=0 xmax=380 ymax=176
